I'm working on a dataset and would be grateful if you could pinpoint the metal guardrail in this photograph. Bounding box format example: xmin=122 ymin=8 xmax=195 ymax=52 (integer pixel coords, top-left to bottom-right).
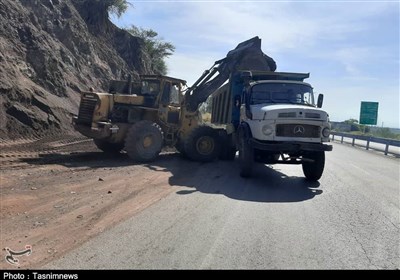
xmin=330 ymin=131 xmax=400 ymax=156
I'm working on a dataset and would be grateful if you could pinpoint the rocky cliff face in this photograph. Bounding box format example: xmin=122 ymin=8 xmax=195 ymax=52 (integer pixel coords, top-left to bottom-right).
xmin=0 ymin=0 xmax=151 ymax=139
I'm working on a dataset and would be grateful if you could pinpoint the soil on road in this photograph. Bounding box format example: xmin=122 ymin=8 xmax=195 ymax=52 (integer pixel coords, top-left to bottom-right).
xmin=0 ymin=134 xmax=185 ymax=269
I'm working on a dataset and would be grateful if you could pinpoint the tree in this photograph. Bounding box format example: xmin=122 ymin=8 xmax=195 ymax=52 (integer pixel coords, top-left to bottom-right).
xmin=344 ymin=118 xmax=359 ymax=125
xmin=126 ymin=25 xmax=175 ymax=75
xmin=103 ymin=0 xmax=130 ymax=18
xmin=344 ymin=118 xmax=361 ymax=132
xmin=74 ymin=0 xmax=131 ymax=30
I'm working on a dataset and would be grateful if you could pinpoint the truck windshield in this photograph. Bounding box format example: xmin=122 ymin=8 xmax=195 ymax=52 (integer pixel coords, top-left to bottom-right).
xmin=250 ymin=83 xmax=314 ymax=106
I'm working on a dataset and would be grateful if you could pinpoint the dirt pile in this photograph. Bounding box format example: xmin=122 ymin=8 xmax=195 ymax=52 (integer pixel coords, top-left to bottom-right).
xmin=0 ymin=0 xmax=151 ymax=139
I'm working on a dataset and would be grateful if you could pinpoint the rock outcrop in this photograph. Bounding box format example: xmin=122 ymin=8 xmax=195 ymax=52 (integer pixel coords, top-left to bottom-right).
xmin=0 ymin=0 xmax=151 ymax=139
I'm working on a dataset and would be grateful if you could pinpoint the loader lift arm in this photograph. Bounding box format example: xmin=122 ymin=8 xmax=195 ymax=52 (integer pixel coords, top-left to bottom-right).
xmin=184 ymin=36 xmax=276 ymax=112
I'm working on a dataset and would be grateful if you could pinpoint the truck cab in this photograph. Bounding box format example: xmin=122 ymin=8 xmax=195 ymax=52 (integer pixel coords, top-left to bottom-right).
xmin=236 ymin=71 xmax=332 ymax=180
xmin=211 ymin=70 xmax=332 ymax=181
xmin=241 ymin=74 xmax=330 ymax=144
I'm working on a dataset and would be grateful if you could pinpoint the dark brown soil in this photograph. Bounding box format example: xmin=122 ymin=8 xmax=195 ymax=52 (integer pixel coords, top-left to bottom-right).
xmin=0 ymin=135 xmax=181 ymax=269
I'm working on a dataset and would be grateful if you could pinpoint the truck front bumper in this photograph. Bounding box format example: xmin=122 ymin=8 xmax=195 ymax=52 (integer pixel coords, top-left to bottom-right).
xmin=250 ymin=139 xmax=333 ymax=153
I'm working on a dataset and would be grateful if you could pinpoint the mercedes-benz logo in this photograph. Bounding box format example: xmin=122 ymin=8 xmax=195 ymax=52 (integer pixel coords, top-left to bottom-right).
xmin=293 ymin=125 xmax=305 ymax=134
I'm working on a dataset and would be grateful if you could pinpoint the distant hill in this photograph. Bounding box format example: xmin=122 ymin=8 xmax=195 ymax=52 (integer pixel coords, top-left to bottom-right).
xmin=0 ymin=0 xmax=152 ymax=139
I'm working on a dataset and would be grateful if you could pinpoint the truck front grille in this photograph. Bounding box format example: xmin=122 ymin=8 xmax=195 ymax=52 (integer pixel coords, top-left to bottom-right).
xmin=276 ymin=124 xmax=320 ymax=138
xmin=77 ymin=97 xmax=97 ymax=125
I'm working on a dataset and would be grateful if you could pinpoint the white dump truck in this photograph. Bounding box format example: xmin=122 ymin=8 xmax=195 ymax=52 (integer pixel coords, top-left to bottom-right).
xmin=211 ymin=70 xmax=333 ymax=181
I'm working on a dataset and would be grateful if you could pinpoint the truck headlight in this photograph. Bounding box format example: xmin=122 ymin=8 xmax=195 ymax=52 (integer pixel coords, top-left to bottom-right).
xmin=322 ymin=127 xmax=330 ymax=137
xmin=262 ymin=125 xmax=274 ymax=136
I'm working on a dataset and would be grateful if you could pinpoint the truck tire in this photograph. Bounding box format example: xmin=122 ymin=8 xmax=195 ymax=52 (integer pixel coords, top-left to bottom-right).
xmin=93 ymin=139 xmax=124 ymax=153
xmin=184 ymin=126 xmax=220 ymax=162
xmin=238 ymin=127 xmax=253 ymax=178
xmin=124 ymin=120 xmax=163 ymax=162
xmin=302 ymin=151 xmax=325 ymax=181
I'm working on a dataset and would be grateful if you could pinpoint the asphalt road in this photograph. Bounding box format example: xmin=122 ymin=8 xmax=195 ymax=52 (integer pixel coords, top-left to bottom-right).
xmin=46 ymin=142 xmax=399 ymax=269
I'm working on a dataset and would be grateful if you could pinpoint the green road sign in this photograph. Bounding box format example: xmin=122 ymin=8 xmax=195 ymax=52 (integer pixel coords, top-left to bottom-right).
xmin=359 ymin=101 xmax=378 ymax=125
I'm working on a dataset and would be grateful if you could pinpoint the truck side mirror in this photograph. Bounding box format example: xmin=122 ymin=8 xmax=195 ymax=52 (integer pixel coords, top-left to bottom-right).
xmin=317 ymin=94 xmax=324 ymax=108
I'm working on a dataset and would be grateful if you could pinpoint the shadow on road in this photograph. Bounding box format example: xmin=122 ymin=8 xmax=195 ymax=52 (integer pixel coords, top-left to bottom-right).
xmin=145 ymin=153 xmax=322 ymax=203
xmin=22 ymin=150 xmax=321 ymax=203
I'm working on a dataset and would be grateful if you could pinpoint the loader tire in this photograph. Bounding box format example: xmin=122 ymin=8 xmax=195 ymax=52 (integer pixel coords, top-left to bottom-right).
xmin=124 ymin=120 xmax=163 ymax=162
xmin=184 ymin=126 xmax=220 ymax=162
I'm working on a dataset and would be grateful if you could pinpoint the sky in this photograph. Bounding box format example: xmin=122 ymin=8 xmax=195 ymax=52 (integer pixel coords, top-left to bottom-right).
xmin=111 ymin=0 xmax=400 ymax=128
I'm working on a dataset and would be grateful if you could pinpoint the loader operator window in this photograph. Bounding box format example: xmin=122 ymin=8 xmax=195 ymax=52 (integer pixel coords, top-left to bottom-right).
xmin=170 ymin=84 xmax=180 ymax=105
xmin=250 ymin=83 xmax=315 ymax=106
xmin=141 ymin=80 xmax=160 ymax=96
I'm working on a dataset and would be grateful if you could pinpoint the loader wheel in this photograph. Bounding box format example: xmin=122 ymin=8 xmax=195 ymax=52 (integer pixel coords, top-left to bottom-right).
xmin=124 ymin=120 xmax=163 ymax=162
xmin=93 ymin=139 xmax=124 ymax=154
xmin=184 ymin=126 xmax=220 ymax=162
xmin=302 ymin=151 xmax=325 ymax=181
xmin=238 ymin=126 xmax=253 ymax=178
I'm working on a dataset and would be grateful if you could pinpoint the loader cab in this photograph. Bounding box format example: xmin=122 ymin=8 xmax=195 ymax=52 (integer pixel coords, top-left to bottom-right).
xmin=136 ymin=75 xmax=186 ymax=109
xmin=156 ymin=76 xmax=187 ymax=128
xmin=159 ymin=81 xmax=182 ymax=106
xmin=141 ymin=79 xmax=160 ymax=96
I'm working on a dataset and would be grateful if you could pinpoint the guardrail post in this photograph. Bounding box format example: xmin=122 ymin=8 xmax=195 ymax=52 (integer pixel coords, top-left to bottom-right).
xmin=341 ymin=136 xmax=344 ymax=143
xmin=385 ymin=144 xmax=389 ymax=155
xmin=366 ymin=140 xmax=370 ymax=150
xmin=332 ymin=134 xmax=335 ymax=141
xmin=352 ymin=138 xmax=355 ymax=146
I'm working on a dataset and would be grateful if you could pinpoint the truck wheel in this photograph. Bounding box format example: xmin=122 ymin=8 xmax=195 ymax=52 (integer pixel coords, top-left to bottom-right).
xmin=93 ymin=139 xmax=124 ymax=153
xmin=124 ymin=120 xmax=163 ymax=162
xmin=184 ymin=126 xmax=220 ymax=162
xmin=302 ymin=151 xmax=325 ymax=181
xmin=239 ymin=135 xmax=253 ymax=178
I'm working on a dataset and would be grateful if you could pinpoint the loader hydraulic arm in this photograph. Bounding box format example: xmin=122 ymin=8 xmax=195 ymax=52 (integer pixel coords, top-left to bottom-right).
xmin=184 ymin=36 xmax=276 ymax=112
